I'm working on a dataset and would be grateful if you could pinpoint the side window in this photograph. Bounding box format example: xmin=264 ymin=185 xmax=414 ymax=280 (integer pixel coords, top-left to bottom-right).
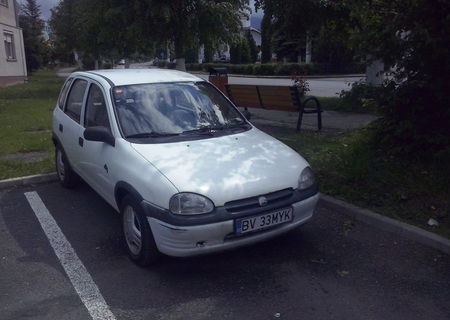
xmin=4 ymin=32 xmax=16 ymax=60
xmin=57 ymin=78 xmax=73 ymax=110
xmin=65 ymin=79 xmax=87 ymax=123
xmin=84 ymin=84 xmax=111 ymax=129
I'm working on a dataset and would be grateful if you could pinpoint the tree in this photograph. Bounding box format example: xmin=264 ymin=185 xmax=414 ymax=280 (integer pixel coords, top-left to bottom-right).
xmin=313 ymin=2 xmax=355 ymax=71
xmin=256 ymin=0 xmax=324 ymax=63
xmin=347 ymin=0 xmax=450 ymax=161
xmin=48 ymin=0 xmax=78 ymax=64
xmin=240 ymin=37 xmax=251 ymax=63
xmin=246 ymin=30 xmax=258 ymax=62
xmin=144 ymin=0 xmax=249 ymax=70
xmin=258 ymin=2 xmax=274 ymax=63
xmin=230 ymin=42 xmax=241 ymax=64
xmin=19 ymin=0 xmax=46 ymax=72
xmin=50 ymin=0 xmax=143 ymax=68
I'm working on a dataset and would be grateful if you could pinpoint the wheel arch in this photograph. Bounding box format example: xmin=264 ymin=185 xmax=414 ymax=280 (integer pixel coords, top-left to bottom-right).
xmin=114 ymin=181 xmax=144 ymax=210
xmin=52 ymin=132 xmax=61 ymax=147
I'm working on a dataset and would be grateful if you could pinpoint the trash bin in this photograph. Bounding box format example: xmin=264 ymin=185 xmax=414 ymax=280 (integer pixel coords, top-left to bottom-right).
xmin=208 ymin=67 xmax=228 ymax=95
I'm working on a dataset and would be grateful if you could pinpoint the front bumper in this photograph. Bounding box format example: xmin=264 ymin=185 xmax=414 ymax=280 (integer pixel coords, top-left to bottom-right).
xmin=147 ymin=193 xmax=319 ymax=257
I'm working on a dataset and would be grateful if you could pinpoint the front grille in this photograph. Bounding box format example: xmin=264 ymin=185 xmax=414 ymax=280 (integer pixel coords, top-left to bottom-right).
xmin=224 ymin=188 xmax=294 ymax=213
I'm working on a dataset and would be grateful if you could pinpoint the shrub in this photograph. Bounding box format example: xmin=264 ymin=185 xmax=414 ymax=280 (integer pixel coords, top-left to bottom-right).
xmin=338 ymin=81 xmax=382 ymax=113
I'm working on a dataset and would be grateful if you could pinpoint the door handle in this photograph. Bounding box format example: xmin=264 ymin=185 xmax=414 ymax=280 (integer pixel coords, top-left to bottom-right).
xmin=59 ymin=124 xmax=63 ymax=132
xmin=78 ymin=137 xmax=84 ymax=147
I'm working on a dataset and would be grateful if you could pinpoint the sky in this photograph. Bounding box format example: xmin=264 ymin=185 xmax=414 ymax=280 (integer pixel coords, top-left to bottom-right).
xmin=22 ymin=0 xmax=58 ymax=20
xmin=32 ymin=0 xmax=263 ymax=29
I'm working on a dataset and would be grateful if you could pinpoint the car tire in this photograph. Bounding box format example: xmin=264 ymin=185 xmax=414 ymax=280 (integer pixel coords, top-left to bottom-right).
xmin=55 ymin=145 xmax=77 ymax=188
xmin=121 ymin=195 xmax=161 ymax=266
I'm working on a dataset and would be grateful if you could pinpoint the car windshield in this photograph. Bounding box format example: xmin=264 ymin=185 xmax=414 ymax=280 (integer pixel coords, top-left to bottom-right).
xmin=112 ymin=81 xmax=247 ymax=138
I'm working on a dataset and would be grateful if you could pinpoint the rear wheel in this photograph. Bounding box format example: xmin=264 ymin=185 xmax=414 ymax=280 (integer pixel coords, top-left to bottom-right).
xmin=55 ymin=145 xmax=77 ymax=188
xmin=121 ymin=195 xmax=160 ymax=266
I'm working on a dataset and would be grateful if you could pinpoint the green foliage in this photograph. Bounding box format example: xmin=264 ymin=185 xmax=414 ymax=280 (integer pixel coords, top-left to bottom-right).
xmin=240 ymin=38 xmax=251 ymax=63
xmin=138 ymin=0 xmax=248 ymax=70
xmin=184 ymin=62 xmax=363 ymax=75
xmin=230 ymin=37 xmax=252 ymax=64
xmin=49 ymin=0 xmax=248 ymax=69
xmin=203 ymin=44 xmax=214 ymax=63
xmin=343 ymin=0 xmax=450 ymax=163
xmin=19 ymin=0 xmax=48 ymax=72
xmin=338 ymin=82 xmax=382 ymax=114
xmin=48 ymin=0 xmax=77 ymax=64
xmin=260 ymin=10 xmax=273 ymax=63
xmin=246 ymin=30 xmax=258 ymax=63
xmin=256 ymin=0 xmax=359 ymax=66
xmin=229 ymin=43 xmax=241 ymax=64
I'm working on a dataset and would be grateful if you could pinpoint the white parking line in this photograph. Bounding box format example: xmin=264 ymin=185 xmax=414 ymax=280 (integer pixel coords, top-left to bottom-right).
xmin=24 ymin=191 xmax=116 ymax=320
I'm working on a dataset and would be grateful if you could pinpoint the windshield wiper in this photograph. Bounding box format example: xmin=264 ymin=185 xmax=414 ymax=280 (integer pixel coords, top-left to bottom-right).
xmin=181 ymin=125 xmax=224 ymax=135
xmin=125 ymin=132 xmax=180 ymax=139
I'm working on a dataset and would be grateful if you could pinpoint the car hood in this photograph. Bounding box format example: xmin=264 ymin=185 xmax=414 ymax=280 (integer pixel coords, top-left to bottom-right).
xmin=131 ymin=128 xmax=309 ymax=206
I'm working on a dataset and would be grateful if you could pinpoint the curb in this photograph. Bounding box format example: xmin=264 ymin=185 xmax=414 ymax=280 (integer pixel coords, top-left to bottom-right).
xmin=320 ymin=194 xmax=450 ymax=255
xmin=0 ymin=173 xmax=448 ymax=254
xmin=0 ymin=173 xmax=58 ymax=190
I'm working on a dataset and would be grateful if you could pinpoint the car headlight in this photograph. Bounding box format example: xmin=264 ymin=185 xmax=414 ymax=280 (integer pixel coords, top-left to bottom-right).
xmin=298 ymin=167 xmax=315 ymax=190
xmin=169 ymin=193 xmax=214 ymax=215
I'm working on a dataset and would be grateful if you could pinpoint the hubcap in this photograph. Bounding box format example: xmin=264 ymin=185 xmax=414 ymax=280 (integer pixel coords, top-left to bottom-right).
xmin=123 ymin=206 xmax=142 ymax=255
xmin=56 ymin=150 xmax=65 ymax=181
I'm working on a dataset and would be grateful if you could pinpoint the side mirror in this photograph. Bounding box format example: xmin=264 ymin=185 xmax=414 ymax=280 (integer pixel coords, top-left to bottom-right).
xmin=84 ymin=126 xmax=115 ymax=147
xmin=242 ymin=109 xmax=251 ymax=121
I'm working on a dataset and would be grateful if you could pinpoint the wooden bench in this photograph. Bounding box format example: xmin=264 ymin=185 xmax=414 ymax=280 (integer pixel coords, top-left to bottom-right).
xmin=225 ymin=84 xmax=322 ymax=131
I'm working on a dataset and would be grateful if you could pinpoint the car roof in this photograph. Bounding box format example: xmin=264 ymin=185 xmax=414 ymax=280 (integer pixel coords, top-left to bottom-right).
xmin=74 ymin=69 xmax=204 ymax=86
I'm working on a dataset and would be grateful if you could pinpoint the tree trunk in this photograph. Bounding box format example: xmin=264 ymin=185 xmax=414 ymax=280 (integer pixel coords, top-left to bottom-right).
xmin=198 ymin=45 xmax=204 ymax=64
xmin=174 ymin=37 xmax=186 ymax=71
xmin=94 ymin=59 xmax=99 ymax=70
xmin=305 ymin=35 xmax=312 ymax=64
xmin=166 ymin=41 xmax=171 ymax=62
xmin=73 ymin=50 xmax=82 ymax=68
xmin=366 ymin=59 xmax=384 ymax=86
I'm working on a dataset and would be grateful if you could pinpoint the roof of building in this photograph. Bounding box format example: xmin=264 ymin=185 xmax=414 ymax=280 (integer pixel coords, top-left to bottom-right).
xmin=75 ymin=68 xmax=203 ymax=86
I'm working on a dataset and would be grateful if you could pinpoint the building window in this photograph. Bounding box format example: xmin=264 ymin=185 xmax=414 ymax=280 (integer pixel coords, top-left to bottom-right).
xmin=4 ymin=32 xmax=16 ymax=60
xmin=0 ymin=0 xmax=8 ymax=8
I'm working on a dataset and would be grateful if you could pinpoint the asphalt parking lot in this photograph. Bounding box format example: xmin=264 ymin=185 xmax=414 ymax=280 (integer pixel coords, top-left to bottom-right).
xmin=1 ymin=182 xmax=449 ymax=320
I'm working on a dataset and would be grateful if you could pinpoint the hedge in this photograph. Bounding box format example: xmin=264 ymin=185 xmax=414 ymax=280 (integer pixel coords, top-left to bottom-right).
xmin=183 ymin=62 xmax=364 ymax=76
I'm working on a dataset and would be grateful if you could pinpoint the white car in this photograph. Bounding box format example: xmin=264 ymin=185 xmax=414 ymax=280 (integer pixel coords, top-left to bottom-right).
xmin=52 ymin=69 xmax=319 ymax=266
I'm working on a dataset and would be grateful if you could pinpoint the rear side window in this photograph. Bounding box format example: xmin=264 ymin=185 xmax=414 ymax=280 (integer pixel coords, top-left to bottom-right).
xmin=65 ymin=79 xmax=88 ymax=123
xmin=57 ymin=78 xmax=73 ymax=110
xmin=84 ymin=84 xmax=110 ymax=129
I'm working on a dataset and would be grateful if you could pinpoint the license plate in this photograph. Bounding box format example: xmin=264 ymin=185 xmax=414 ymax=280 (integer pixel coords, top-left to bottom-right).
xmin=235 ymin=207 xmax=293 ymax=235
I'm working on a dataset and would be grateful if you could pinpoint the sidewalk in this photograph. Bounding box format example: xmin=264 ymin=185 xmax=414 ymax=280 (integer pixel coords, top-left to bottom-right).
xmin=242 ymin=108 xmax=377 ymax=132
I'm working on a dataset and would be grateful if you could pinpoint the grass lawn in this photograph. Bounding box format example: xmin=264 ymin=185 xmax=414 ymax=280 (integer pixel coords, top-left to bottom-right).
xmin=0 ymin=70 xmax=64 ymax=179
xmin=258 ymin=124 xmax=450 ymax=238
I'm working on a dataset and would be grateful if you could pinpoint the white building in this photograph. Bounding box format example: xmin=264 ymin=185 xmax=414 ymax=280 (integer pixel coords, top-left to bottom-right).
xmin=0 ymin=0 xmax=27 ymax=87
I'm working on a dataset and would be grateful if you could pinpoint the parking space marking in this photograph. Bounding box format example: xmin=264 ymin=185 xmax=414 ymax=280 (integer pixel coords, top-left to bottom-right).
xmin=24 ymin=191 xmax=116 ymax=320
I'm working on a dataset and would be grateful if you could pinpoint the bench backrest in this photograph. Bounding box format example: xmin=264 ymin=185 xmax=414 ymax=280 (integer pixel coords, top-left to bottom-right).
xmin=225 ymin=84 xmax=301 ymax=112
xmin=225 ymin=84 xmax=262 ymax=109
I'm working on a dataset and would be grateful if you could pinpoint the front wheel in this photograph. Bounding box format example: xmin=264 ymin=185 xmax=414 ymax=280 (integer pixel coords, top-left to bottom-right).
xmin=55 ymin=145 xmax=77 ymax=188
xmin=121 ymin=195 xmax=160 ymax=266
